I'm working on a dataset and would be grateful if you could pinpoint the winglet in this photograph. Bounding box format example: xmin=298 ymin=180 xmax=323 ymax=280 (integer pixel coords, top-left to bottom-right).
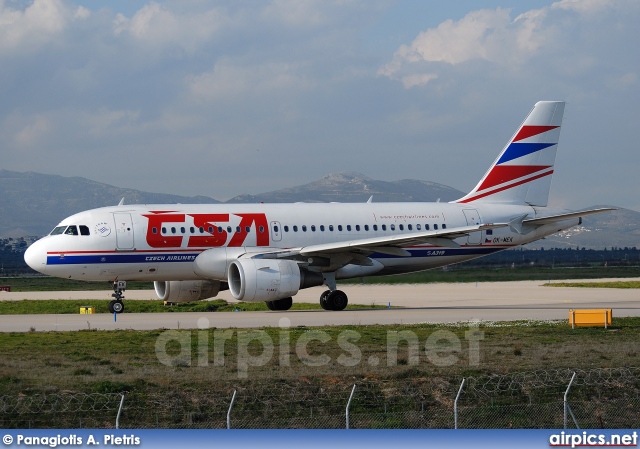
xmin=118 ymin=198 xmax=125 ymax=206
xmin=367 ymin=196 xmax=373 ymax=204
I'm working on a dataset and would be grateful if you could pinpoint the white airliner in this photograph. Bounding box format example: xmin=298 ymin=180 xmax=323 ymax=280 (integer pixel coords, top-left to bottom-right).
xmin=24 ymin=101 xmax=613 ymax=313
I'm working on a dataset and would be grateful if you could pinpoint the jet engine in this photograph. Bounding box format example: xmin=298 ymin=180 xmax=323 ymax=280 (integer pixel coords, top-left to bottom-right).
xmin=154 ymin=280 xmax=222 ymax=303
xmin=228 ymin=258 xmax=302 ymax=302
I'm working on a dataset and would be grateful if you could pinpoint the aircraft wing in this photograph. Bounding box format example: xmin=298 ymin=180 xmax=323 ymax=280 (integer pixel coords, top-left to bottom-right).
xmin=254 ymin=222 xmax=507 ymax=260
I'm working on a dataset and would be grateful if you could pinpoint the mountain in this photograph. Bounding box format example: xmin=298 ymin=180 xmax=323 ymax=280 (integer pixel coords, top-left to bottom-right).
xmin=228 ymin=171 xmax=464 ymax=203
xmin=0 ymin=170 xmax=463 ymax=238
xmin=0 ymin=170 xmax=219 ymax=237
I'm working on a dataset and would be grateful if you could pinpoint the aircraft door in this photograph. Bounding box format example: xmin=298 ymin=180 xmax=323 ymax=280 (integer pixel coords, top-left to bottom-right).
xmin=114 ymin=213 xmax=135 ymax=250
xmin=463 ymin=209 xmax=482 ymax=245
xmin=270 ymin=221 xmax=282 ymax=242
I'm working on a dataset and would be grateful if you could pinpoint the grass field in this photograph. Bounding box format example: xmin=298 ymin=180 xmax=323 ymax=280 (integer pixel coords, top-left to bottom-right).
xmin=1 ymin=318 xmax=639 ymax=398
xmin=0 ymin=299 xmax=391 ymax=314
xmin=2 ymin=266 xmax=639 ymax=292
xmin=546 ymin=281 xmax=640 ymax=289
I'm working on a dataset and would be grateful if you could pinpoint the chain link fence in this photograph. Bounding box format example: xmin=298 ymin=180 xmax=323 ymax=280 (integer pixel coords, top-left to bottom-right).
xmin=2 ymin=367 xmax=639 ymax=429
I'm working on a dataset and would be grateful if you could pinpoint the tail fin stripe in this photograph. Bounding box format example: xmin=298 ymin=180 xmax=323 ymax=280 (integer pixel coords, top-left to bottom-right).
xmin=458 ymin=170 xmax=554 ymax=204
xmin=496 ymin=142 xmax=556 ymax=165
xmin=477 ymin=165 xmax=552 ymax=191
xmin=513 ymin=125 xmax=559 ymax=142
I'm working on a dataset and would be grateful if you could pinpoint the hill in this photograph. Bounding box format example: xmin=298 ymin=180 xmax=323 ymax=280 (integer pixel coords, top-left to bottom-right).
xmin=0 ymin=170 xmax=218 ymax=237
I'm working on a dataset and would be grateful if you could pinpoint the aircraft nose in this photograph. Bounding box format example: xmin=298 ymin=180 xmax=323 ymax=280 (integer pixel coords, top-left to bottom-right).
xmin=24 ymin=239 xmax=47 ymax=274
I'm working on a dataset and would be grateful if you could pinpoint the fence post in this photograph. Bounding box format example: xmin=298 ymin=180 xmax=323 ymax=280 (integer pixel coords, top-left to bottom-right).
xmin=346 ymin=384 xmax=357 ymax=429
xmin=115 ymin=394 xmax=125 ymax=430
xmin=454 ymin=378 xmax=465 ymax=429
xmin=564 ymin=372 xmax=578 ymax=429
xmin=227 ymin=390 xmax=237 ymax=429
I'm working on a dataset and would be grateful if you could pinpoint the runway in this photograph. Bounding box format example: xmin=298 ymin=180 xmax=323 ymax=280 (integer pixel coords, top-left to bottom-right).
xmin=0 ymin=278 xmax=639 ymax=332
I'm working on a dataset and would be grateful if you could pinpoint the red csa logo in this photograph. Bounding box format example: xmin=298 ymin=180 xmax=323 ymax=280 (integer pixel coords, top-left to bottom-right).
xmin=143 ymin=211 xmax=269 ymax=248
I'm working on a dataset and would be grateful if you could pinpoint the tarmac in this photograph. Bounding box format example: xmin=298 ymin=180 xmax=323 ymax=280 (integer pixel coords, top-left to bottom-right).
xmin=1 ymin=278 xmax=638 ymax=332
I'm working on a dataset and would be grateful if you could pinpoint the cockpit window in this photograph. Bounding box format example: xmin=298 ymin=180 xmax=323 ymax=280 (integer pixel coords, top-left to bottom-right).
xmin=50 ymin=226 xmax=67 ymax=235
xmin=65 ymin=226 xmax=79 ymax=235
xmin=79 ymin=225 xmax=90 ymax=236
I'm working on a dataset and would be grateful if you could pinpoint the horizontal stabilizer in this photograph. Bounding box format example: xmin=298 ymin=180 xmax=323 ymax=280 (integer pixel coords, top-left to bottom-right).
xmin=523 ymin=208 xmax=617 ymax=226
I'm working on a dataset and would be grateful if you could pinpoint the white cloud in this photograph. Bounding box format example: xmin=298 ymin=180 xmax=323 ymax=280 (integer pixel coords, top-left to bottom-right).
xmin=379 ymin=0 xmax=639 ymax=87
xmin=112 ymin=2 xmax=224 ymax=54
xmin=0 ymin=0 xmax=70 ymax=52
xmin=188 ymin=60 xmax=316 ymax=101
xmin=14 ymin=115 xmax=51 ymax=147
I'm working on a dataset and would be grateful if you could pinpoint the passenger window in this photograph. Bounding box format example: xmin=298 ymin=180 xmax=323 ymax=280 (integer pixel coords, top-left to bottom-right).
xmin=302 ymin=225 xmax=307 ymax=232
xmin=190 ymin=227 xmax=195 ymax=234
xmin=311 ymin=225 xmax=316 ymax=232
xmin=293 ymin=226 xmax=298 ymax=232
xmin=373 ymin=225 xmax=378 ymax=231
xmin=338 ymin=225 xmax=343 ymax=231
xmin=364 ymin=225 xmax=369 ymax=231
xmin=390 ymin=224 xmax=395 ymax=231
xmin=236 ymin=226 xmax=241 ymax=233
xmin=152 ymin=227 xmax=158 ymax=235
xmin=425 ymin=224 xmax=430 ymax=230
xmin=399 ymin=224 xmax=404 ymax=231
xmin=245 ymin=226 xmax=250 ymax=233
xmin=180 ymin=227 xmax=185 ymax=234
xmin=199 ymin=227 xmax=204 ymax=233
xmin=407 ymin=224 xmax=412 ymax=231
xmin=355 ymin=225 xmax=360 ymax=231
xmin=284 ymin=226 xmax=289 ymax=232
xmin=227 ymin=226 xmax=233 ymax=233
xmin=434 ymin=224 xmax=439 ymax=230
xmin=259 ymin=226 xmax=265 ymax=233
xmin=442 ymin=224 xmax=447 ymax=229
xmin=217 ymin=226 xmax=223 ymax=233
xmin=382 ymin=225 xmax=387 ymax=231
xmin=320 ymin=225 xmax=325 ymax=232
xmin=346 ymin=225 xmax=351 ymax=231
xmin=417 ymin=224 xmax=421 ymax=230
xmin=171 ymin=227 xmax=177 ymax=234
xmin=162 ymin=227 xmax=167 ymax=234
xmin=329 ymin=225 xmax=334 ymax=232
xmin=65 ymin=226 xmax=78 ymax=235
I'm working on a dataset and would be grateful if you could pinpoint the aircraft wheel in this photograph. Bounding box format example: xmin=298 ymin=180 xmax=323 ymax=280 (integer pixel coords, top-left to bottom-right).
xmin=109 ymin=300 xmax=125 ymax=314
xmin=326 ymin=290 xmax=348 ymax=311
xmin=266 ymin=297 xmax=293 ymax=311
xmin=319 ymin=290 xmax=331 ymax=310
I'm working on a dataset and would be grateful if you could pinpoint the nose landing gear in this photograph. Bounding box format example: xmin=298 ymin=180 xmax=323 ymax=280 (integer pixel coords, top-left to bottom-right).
xmin=108 ymin=280 xmax=126 ymax=314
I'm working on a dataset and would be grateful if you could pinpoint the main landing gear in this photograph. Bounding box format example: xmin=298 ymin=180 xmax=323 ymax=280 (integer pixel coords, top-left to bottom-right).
xmin=108 ymin=280 xmax=126 ymax=314
xmin=319 ymin=272 xmax=348 ymax=311
xmin=319 ymin=289 xmax=348 ymax=311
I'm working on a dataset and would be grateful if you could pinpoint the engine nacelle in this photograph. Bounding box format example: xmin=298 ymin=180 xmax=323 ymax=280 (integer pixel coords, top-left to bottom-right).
xmin=228 ymin=258 xmax=301 ymax=302
xmin=154 ymin=280 xmax=221 ymax=303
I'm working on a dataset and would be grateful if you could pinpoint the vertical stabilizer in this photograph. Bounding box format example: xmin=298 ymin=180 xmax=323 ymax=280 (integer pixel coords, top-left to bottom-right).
xmin=455 ymin=101 xmax=565 ymax=206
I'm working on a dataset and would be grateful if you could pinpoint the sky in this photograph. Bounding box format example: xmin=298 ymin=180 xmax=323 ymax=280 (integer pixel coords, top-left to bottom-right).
xmin=1 ymin=0 xmax=638 ymax=211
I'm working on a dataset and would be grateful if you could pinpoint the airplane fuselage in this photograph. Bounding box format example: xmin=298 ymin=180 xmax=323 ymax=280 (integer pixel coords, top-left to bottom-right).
xmin=26 ymin=201 xmax=577 ymax=283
